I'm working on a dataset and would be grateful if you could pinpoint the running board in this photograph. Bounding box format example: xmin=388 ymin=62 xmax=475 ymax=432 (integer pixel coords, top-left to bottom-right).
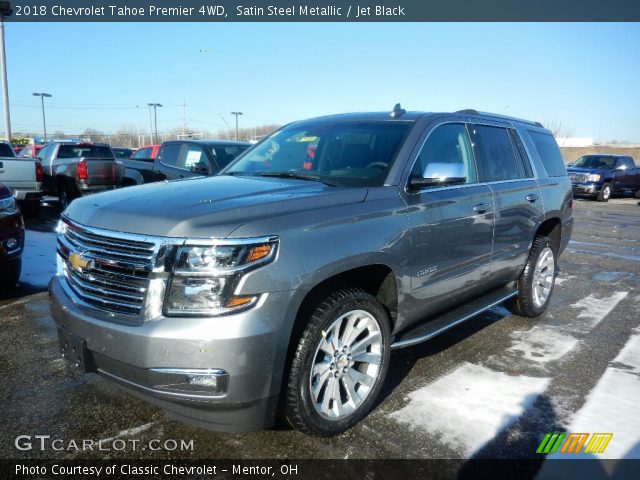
xmin=391 ymin=286 xmax=517 ymax=350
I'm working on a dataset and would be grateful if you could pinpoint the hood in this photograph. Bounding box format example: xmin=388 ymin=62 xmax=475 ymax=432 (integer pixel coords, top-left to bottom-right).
xmin=64 ymin=175 xmax=368 ymax=238
xmin=566 ymin=166 xmax=610 ymax=175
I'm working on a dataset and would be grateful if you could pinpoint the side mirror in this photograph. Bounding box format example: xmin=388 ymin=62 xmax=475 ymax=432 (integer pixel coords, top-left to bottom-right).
xmin=409 ymin=162 xmax=467 ymax=190
xmin=409 ymin=175 xmax=467 ymax=190
xmin=567 ymin=163 xmax=574 ymax=167
xmin=190 ymin=161 xmax=208 ymax=174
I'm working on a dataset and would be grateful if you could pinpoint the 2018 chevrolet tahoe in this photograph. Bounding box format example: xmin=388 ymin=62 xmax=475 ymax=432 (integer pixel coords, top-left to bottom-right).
xmin=49 ymin=106 xmax=573 ymax=436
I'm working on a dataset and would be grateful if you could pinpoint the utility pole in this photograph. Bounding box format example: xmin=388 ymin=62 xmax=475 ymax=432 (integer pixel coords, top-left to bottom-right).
xmin=182 ymin=100 xmax=186 ymax=136
xmin=0 ymin=2 xmax=13 ymax=143
xmin=32 ymin=92 xmax=52 ymax=140
xmin=230 ymin=111 xmax=243 ymax=141
xmin=147 ymin=103 xmax=162 ymax=144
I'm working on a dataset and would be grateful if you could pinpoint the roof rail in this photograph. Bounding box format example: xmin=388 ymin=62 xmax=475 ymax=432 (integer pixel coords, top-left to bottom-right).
xmin=454 ymin=109 xmax=543 ymax=128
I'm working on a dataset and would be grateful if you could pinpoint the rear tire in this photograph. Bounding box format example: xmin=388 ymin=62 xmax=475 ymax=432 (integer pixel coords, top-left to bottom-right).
xmin=285 ymin=288 xmax=391 ymax=436
xmin=507 ymin=236 xmax=556 ymax=318
xmin=596 ymin=183 xmax=611 ymax=202
xmin=0 ymin=258 xmax=22 ymax=288
xmin=58 ymin=184 xmax=77 ymax=211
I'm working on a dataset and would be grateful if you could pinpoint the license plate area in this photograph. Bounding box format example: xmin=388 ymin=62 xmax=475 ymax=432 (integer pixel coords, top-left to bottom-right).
xmin=58 ymin=328 xmax=94 ymax=374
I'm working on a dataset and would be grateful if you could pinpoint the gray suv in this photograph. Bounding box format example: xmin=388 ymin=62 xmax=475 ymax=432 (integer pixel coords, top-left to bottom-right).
xmin=50 ymin=106 xmax=573 ymax=436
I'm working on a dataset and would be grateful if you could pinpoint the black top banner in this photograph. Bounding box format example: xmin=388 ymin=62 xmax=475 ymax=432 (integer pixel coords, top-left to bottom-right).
xmin=4 ymin=0 xmax=640 ymax=22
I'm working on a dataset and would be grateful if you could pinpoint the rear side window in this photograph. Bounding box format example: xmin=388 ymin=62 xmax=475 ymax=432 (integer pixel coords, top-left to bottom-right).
xmin=209 ymin=145 xmax=249 ymax=168
xmin=528 ymin=131 xmax=567 ymax=177
xmin=158 ymin=144 xmax=182 ymax=167
xmin=132 ymin=147 xmax=152 ymax=159
xmin=469 ymin=125 xmax=520 ymax=182
xmin=0 ymin=143 xmax=14 ymax=157
xmin=57 ymin=145 xmax=113 ymax=159
xmin=617 ymin=157 xmax=636 ymax=169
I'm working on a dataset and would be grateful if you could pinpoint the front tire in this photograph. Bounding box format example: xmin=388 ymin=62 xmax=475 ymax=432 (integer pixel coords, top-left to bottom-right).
xmin=507 ymin=236 xmax=556 ymax=318
xmin=596 ymin=182 xmax=611 ymax=202
xmin=285 ymin=288 xmax=391 ymax=436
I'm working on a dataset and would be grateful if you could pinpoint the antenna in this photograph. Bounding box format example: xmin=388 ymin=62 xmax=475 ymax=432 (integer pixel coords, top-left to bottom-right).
xmin=390 ymin=103 xmax=406 ymax=119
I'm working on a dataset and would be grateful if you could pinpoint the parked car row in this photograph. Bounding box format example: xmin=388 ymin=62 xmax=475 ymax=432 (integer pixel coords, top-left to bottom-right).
xmin=0 ymin=139 xmax=250 ymax=214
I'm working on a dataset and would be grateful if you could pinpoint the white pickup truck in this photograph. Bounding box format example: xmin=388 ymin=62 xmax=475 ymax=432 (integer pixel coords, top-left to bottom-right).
xmin=0 ymin=141 xmax=43 ymax=217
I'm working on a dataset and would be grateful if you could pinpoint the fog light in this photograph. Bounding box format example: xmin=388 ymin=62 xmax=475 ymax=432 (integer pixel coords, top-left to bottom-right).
xmin=150 ymin=368 xmax=229 ymax=396
xmin=188 ymin=375 xmax=219 ymax=387
xmin=4 ymin=238 xmax=18 ymax=250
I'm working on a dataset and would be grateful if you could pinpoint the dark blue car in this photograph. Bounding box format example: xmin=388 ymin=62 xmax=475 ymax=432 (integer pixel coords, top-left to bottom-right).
xmin=567 ymin=154 xmax=640 ymax=202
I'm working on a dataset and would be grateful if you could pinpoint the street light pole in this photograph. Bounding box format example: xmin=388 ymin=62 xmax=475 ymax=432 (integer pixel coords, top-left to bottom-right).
xmin=32 ymin=92 xmax=52 ymax=141
xmin=0 ymin=2 xmax=13 ymax=143
xmin=147 ymin=103 xmax=162 ymax=144
xmin=230 ymin=112 xmax=243 ymax=141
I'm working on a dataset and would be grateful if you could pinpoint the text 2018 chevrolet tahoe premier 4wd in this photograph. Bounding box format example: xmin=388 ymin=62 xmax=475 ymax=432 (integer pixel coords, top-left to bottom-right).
xmin=50 ymin=107 xmax=573 ymax=436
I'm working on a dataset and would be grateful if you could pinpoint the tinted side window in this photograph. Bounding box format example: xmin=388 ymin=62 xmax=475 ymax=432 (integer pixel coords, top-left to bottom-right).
xmin=132 ymin=147 xmax=151 ymax=159
xmin=179 ymin=145 xmax=207 ymax=171
xmin=158 ymin=144 xmax=182 ymax=167
xmin=617 ymin=157 xmax=635 ymax=169
xmin=528 ymin=131 xmax=567 ymax=177
xmin=469 ymin=125 xmax=520 ymax=182
xmin=210 ymin=145 xmax=249 ymax=168
xmin=0 ymin=143 xmax=14 ymax=157
xmin=411 ymin=123 xmax=477 ymax=184
xmin=509 ymin=130 xmax=533 ymax=178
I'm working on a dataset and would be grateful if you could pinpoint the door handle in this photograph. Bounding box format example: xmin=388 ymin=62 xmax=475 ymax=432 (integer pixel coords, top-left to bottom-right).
xmin=473 ymin=203 xmax=491 ymax=214
xmin=526 ymin=193 xmax=539 ymax=202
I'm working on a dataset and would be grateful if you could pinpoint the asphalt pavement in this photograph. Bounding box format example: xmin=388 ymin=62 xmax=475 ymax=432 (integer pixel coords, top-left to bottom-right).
xmin=0 ymin=196 xmax=638 ymax=462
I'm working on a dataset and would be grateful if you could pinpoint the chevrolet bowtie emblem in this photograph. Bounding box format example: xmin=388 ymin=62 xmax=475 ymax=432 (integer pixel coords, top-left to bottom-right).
xmin=68 ymin=253 xmax=93 ymax=272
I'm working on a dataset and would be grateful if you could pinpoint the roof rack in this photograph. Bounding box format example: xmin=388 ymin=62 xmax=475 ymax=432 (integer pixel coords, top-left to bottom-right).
xmin=454 ymin=109 xmax=543 ymax=128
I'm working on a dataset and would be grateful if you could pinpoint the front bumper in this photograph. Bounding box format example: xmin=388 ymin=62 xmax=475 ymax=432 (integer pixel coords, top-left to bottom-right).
xmin=571 ymin=182 xmax=601 ymax=195
xmin=49 ymin=276 xmax=297 ymax=432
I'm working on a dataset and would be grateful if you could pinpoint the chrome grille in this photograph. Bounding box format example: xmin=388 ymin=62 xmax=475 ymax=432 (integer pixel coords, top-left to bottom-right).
xmin=568 ymin=172 xmax=588 ymax=183
xmin=57 ymin=220 xmax=158 ymax=319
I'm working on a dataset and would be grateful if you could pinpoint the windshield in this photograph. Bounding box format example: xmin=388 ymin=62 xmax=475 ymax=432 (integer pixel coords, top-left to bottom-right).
xmin=224 ymin=120 xmax=412 ymax=187
xmin=573 ymin=156 xmax=615 ymax=169
xmin=58 ymin=145 xmax=114 ymax=159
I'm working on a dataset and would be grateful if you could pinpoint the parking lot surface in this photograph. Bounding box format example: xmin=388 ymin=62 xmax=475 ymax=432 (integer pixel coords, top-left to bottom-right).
xmin=1 ymin=197 xmax=638 ymax=461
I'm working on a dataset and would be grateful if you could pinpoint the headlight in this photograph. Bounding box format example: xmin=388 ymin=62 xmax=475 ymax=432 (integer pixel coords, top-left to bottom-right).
xmin=166 ymin=238 xmax=278 ymax=316
xmin=586 ymin=174 xmax=601 ymax=182
xmin=0 ymin=195 xmax=17 ymax=214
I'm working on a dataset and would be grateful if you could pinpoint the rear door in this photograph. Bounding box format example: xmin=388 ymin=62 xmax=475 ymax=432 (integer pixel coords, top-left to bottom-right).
xmin=469 ymin=124 xmax=545 ymax=286
xmin=403 ymin=122 xmax=495 ymax=318
xmin=614 ymin=157 xmax=636 ymax=190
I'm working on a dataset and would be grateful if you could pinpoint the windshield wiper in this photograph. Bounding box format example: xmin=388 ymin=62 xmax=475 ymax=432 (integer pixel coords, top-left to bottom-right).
xmin=257 ymin=171 xmax=336 ymax=186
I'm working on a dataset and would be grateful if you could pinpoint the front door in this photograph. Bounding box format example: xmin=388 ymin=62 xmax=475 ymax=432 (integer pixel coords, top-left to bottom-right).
xmin=403 ymin=122 xmax=495 ymax=321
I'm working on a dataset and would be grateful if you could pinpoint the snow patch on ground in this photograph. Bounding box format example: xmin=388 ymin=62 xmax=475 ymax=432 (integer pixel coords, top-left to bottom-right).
xmin=611 ymin=330 xmax=640 ymax=375
xmin=543 ymin=331 xmax=640 ymax=466
xmin=569 ymin=291 xmax=628 ymax=333
xmin=20 ymin=230 xmax=58 ymax=289
xmin=508 ymin=326 xmax=579 ymax=363
xmin=389 ymin=363 xmax=550 ymax=456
